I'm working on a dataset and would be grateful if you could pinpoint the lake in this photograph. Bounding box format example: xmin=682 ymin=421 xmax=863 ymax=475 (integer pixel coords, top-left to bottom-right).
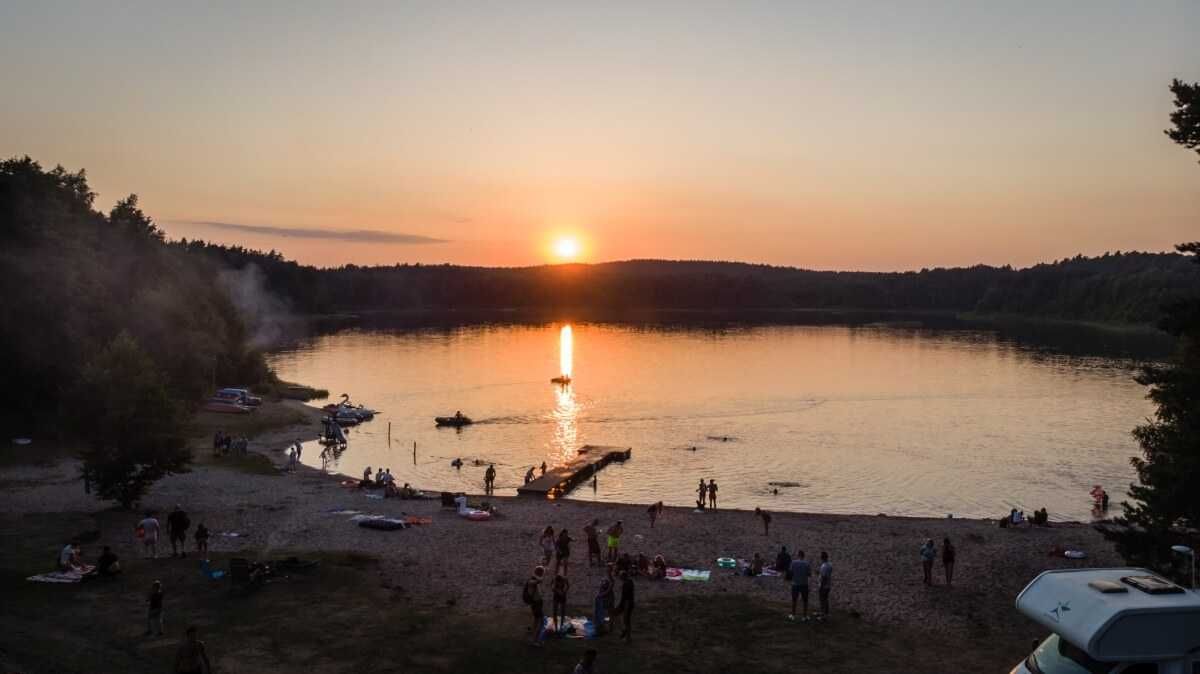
xmin=268 ymin=316 xmax=1167 ymax=521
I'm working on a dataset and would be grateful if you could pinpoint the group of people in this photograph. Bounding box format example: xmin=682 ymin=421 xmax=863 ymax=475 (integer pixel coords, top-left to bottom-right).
xmin=359 ymin=466 xmax=414 ymax=498
xmin=135 ymin=506 xmax=210 ymax=560
xmin=695 ymin=478 xmax=719 ymax=510
xmin=523 ymin=557 xmax=638 ymax=646
xmin=211 ymin=431 xmax=248 ymax=456
xmin=286 ymin=439 xmax=303 ymax=472
xmin=523 ymin=461 xmax=549 ymax=485
xmin=919 ymin=537 xmax=956 ymax=585
xmin=1000 ymin=508 xmax=1050 ymax=528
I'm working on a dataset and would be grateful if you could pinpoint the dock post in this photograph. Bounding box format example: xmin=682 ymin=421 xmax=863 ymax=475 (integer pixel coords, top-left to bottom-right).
xmin=388 ymin=422 xmax=391 ymax=446
xmin=413 ymin=441 xmax=417 ymax=465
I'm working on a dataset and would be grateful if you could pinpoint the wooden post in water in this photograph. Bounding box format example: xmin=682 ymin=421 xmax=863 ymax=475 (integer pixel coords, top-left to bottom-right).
xmin=413 ymin=441 xmax=417 ymax=465
xmin=387 ymin=422 xmax=391 ymax=446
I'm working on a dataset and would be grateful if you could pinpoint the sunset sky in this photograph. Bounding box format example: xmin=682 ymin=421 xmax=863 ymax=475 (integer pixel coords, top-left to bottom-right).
xmin=2 ymin=2 xmax=1198 ymax=270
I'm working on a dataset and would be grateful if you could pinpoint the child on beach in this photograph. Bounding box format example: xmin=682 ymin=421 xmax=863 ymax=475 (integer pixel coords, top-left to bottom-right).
xmin=647 ymin=501 xmax=663 ymax=528
xmin=145 ymin=580 xmax=164 ymax=637
xmin=817 ymin=551 xmax=832 ymax=621
xmin=137 ymin=512 xmax=160 ymax=559
xmin=552 ymin=573 xmax=570 ymax=631
xmin=583 ymin=519 xmax=601 ymax=566
xmin=539 ymin=526 xmax=556 ymax=566
xmin=194 ymin=523 xmax=209 ymax=558
xmin=754 ymin=507 xmax=771 ymax=536
xmin=942 ymin=537 xmax=956 ymax=585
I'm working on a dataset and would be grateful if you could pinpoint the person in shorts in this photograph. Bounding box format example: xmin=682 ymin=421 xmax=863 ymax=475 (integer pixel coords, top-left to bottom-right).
xmin=606 ymin=520 xmax=623 ymax=563
xmin=138 ymin=512 xmax=160 ymax=559
xmin=788 ymin=550 xmax=812 ymax=622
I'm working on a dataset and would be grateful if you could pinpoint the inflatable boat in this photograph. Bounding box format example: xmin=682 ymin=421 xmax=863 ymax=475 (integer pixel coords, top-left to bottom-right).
xmin=435 ymin=415 xmax=473 ymax=427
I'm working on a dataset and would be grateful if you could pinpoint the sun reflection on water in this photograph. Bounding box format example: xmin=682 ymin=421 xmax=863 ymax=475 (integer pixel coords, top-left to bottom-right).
xmin=552 ymin=324 xmax=578 ymax=463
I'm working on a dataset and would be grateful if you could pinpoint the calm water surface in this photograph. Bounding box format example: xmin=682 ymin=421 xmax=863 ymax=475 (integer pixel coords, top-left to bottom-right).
xmin=267 ymin=321 xmax=1158 ymax=521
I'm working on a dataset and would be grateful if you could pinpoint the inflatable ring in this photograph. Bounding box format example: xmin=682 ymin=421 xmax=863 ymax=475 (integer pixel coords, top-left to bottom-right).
xmin=716 ymin=557 xmax=736 ymax=568
xmin=465 ymin=510 xmax=491 ymax=521
xmin=1064 ymin=550 xmax=1086 ymax=559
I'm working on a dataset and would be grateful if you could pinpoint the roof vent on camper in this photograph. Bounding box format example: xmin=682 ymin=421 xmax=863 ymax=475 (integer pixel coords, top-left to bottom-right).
xmin=1087 ymin=579 xmax=1128 ymax=594
xmin=1120 ymin=575 xmax=1185 ymax=595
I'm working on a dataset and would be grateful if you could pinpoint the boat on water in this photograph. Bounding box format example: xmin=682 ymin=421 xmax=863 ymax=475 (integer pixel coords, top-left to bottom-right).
xmin=551 ymin=375 xmax=572 ymax=385
xmin=322 ymin=394 xmax=378 ymax=424
xmin=435 ymin=414 xmax=473 ymax=428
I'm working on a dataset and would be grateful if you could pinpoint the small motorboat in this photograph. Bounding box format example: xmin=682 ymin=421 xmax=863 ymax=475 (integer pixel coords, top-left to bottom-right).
xmin=550 ymin=375 xmax=571 ymax=385
xmin=435 ymin=414 xmax=474 ymax=428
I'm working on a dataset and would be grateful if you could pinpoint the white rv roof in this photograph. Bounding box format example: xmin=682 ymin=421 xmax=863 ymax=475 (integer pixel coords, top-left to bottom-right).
xmin=1016 ymin=568 xmax=1200 ymax=661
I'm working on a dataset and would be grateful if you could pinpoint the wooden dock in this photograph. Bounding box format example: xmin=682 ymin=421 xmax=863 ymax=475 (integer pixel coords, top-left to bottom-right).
xmin=516 ymin=445 xmax=633 ymax=499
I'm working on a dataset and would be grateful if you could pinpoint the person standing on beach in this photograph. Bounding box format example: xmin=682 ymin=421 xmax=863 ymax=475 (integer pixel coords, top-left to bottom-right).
xmin=606 ymin=520 xmax=623 ymax=563
xmin=484 ymin=464 xmax=496 ymax=494
xmin=522 ymin=566 xmax=546 ymax=646
xmin=942 ymin=537 xmax=956 ymax=586
xmin=539 ymin=526 xmax=556 ymax=566
xmin=138 ymin=512 xmax=160 ymax=559
xmin=555 ymin=528 xmax=573 ymax=576
xmin=584 ymin=519 xmax=602 ymax=566
xmin=754 ymin=507 xmax=771 ymax=536
xmin=696 ymin=479 xmax=707 ymax=508
xmin=594 ymin=571 xmax=612 ymax=635
xmin=774 ymin=545 xmax=792 ymax=573
xmin=817 ymin=551 xmax=833 ymax=621
xmin=174 ymin=625 xmax=212 ymax=674
xmin=647 ymin=501 xmax=663 ymax=528
xmin=145 ymin=580 xmax=165 ymax=637
xmin=788 ymin=550 xmax=812 ymax=621
xmin=194 ymin=523 xmax=209 ymax=558
xmin=616 ymin=570 xmax=635 ymax=641
xmin=707 ymin=479 xmax=718 ymax=509
xmin=167 ymin=505 xmax=190 ymax=558
xmin=920 ymin=539 xmax=937 ymax=585
xmin=552 ymin=572 xmax=570 ymax=632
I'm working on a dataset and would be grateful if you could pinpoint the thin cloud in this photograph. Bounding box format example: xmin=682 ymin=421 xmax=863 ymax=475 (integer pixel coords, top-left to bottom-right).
xmin=174 ymin=220 xmax=448 ymax=244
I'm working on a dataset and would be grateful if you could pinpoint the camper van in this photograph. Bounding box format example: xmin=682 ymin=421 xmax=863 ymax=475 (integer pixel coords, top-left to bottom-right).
xmin=1012 ymin=568 xmax=1200 ymax=674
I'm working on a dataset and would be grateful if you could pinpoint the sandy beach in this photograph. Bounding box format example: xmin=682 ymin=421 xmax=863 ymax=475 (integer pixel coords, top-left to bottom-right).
xmin=0 ymin=401 xmax=1120 ymax=646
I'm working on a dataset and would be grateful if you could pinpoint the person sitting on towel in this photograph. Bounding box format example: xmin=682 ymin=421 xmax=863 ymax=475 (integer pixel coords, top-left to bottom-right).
xmin=650 ymin=555 xmax=667 ymax=580
xmin=98 ymin=546 xmax=121 ymax=576
xmin=58 ymin=541 xmax=82 ymax=572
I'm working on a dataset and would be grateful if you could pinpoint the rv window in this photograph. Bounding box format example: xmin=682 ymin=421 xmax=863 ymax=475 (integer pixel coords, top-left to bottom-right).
xmin=1028 ymin=634 xmax=1116 ymax=674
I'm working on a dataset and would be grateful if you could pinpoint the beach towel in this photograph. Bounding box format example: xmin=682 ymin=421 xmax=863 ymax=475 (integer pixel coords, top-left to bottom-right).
xmin=327 ymin=509 xmax=362 ymax=515
xmin=27 ymin=565 xmax=94 ymax=583
xmin=541 ymin=616 xmax=595 ymax=639
xmin=218 ymin=532 xmax=245 ymax=538
xmin=665 ymin=567 xmax=711 ymax=582
xmin=404 ymin=516 xmax=433 ymax=525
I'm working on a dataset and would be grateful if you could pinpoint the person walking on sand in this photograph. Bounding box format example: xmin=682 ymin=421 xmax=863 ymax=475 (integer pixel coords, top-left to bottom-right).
xmin=555 ymin=528 xmax=574 ymax=576
xmin=707 ymin=479 xmax=718 ymax=509
xmin=167 ymin=505 xmax=190 ymax=558
xmin=755 ymin=507 xmax=772 ymax=536
xmin=817 ymin=551 xmax=833 ymax=621
xmin=788 ymin=550 xmax=813 ymax=621
xmin=552 ymin=572 xmax=570 ymax=632
xmin=647 ymin=501 xmax=663 ymax=528
xmin=174 ymin=625 xmax=212 ymax=674
xmin=920 ymin=538 xmax=936 ymax=585
xmin=145 ymin=580 xmax=165 ymax=637
xmin=539 ymin=526 xmax=556 ymax=566
xmin=584 ymin=519 xmax=602 ymax=567
xmin=485 ymin=464 xmax=496 ymax=494
xmin=137 ymin=512 xmax=160 ymax=559
xmin=522 ymin=566 xmax=546 ymax=646
xmin=606 ymin=520 xmax=623 ymax=563
xmin=942 ymin=537 xmax=956 ymax=586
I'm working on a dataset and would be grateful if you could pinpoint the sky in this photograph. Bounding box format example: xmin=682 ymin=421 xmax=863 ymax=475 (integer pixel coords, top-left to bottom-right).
xmin=2 ymin=1 xmax=1198 ymax=270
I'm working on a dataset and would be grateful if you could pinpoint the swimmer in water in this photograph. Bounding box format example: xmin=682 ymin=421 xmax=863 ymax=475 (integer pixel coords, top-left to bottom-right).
xmin=451 ymin=458 xmax=463 ymax=469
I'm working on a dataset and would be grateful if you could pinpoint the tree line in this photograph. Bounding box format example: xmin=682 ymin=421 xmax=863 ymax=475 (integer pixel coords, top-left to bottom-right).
xmin=1 ymin=157 xmax=274 ymax=505
xmin=179 ymin=243 xmax=1198 ymax=326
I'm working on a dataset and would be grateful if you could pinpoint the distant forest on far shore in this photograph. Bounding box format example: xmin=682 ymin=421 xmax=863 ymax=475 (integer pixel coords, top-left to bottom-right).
xmin=181 ymin=242 xmax=1198 ymax=326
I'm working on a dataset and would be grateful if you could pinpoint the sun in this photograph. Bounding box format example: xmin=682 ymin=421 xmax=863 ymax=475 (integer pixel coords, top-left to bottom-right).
xmin=553 ymin=237 xmax=581 ymax=261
